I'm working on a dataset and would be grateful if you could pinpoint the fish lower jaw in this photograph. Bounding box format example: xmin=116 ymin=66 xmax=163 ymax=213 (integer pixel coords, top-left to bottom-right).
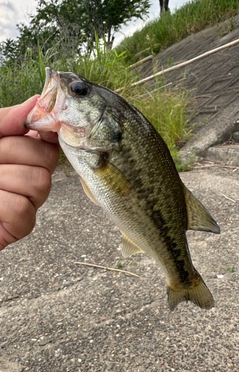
xmin=26 ymin=113 xmax=61 ymax=132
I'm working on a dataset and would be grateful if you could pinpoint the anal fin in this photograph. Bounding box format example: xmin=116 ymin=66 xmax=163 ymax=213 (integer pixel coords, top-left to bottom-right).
xmin=120 ymin=232 xmax=144 ymax=258
xmin=183 ymin=185 xmax=220 ymax=234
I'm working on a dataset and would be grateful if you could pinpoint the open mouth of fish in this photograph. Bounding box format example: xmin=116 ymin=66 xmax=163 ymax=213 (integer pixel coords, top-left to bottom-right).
xmin=26 ymin=68 xmax=102 ymax=148
xmin=26 ymin=68 xmax=65 ymax=132
xmin=26 ymin=68 xmax=95 ymax=148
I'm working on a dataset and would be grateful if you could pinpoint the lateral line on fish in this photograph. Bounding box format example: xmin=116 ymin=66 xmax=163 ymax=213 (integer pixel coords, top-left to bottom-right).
xmin=74 ymin=261 xmax=140 ymax=277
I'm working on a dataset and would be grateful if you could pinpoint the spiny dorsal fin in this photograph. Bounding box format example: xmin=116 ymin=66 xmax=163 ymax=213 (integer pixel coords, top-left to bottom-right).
xmin=120 ymin=232 xmax=144 ymax=258
xmin=183 ymin=185 xmax=220 ymax=234
xmin=79 ymin=176 xmax=99 ymax=205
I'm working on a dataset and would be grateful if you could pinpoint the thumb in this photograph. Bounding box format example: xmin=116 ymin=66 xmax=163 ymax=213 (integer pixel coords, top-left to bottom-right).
xmin=0 ymin=95 xmax=39 ymax=138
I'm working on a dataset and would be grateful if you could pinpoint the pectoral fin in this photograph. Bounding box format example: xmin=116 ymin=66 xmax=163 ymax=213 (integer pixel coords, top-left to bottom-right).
xmin=184 ymin=186 xmax=220 ymax=234
xmin=94 ymin=162 xmax=131 ymax=196
xmin=79 ymin=176 xmax=99 ymax=205
xmin=120 ymin=232 xmax=144 ymax=258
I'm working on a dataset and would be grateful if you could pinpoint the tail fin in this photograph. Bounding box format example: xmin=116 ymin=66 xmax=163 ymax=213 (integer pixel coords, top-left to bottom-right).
xmin=167 ymin=273 xmax=215 ymax=311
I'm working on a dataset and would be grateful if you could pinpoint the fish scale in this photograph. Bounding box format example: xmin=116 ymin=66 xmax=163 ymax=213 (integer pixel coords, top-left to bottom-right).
xmin=26 ymin=67 xmax=220 ymax=311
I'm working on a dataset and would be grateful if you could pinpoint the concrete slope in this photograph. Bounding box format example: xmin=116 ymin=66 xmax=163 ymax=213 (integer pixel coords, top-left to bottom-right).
xmin=137 ymin=14 xmax=239 ymax=165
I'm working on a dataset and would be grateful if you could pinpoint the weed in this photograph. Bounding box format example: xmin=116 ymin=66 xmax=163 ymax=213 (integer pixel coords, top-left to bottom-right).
xmin=228 ymin=18 xmax=235 ymax=32
xmin=167 ymin=57 xmax=174 ymax=68
xmin=125 ymin=82 xmax=193 ymax=160
xmin=116 ymin=261 xmax=124 ymax=269
xmin=227 ymin=266 xmax=236 ymax=273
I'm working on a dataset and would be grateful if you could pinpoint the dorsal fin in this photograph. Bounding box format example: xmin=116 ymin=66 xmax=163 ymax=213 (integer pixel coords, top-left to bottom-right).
xmin=120 ymin=231 xmax=144 ymax=258
xmin=183 ymin=185 xmax=220 ymax=234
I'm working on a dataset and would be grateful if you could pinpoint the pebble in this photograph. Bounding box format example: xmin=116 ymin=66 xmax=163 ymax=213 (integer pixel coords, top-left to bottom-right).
xmin=232 ymin=131 xmax=239 ymax=143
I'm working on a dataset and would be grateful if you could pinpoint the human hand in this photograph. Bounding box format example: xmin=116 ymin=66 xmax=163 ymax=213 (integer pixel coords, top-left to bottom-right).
xmin=0 ymin=96 xmax=60 ymax=250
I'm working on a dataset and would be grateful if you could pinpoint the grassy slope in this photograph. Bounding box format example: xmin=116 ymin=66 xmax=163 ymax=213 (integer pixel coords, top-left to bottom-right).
xmin=116 ymin=0 xmax=239 ymax=64
xmin=0 ymin=0 xmax=238 ymax=165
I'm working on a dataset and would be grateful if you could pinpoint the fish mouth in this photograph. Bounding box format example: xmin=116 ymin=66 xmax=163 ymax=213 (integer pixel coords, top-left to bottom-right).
xmin=38 ymin=67 xmax=58 ymax=113
xmin=26 ymin=67 xmax=105 ymax=148
xmin=25 ymin=67 xmax=66 ymax=132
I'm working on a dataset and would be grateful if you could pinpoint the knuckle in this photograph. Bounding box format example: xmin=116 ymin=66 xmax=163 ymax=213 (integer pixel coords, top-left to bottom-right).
xmin=0 ymin=137 xmax=12 ymax=160
xmin=43 ymin=143 xmax=60 ymax=173
xmin=32 ymin=167 xmax=52 ymax=196
xmin=15 ymin=198 xmax=36 ymax=237
xmin=15 ymin=196 xmax=35 ymax=224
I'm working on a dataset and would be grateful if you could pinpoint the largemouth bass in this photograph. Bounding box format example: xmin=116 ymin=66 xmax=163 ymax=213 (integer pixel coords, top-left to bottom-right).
xmin=26 ymin=67 xmax=220 ymax=311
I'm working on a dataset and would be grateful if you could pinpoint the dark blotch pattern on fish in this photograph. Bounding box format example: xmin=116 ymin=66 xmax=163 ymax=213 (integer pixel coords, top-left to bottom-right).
xmin=149 ymin=203 xmax=191 ymax=285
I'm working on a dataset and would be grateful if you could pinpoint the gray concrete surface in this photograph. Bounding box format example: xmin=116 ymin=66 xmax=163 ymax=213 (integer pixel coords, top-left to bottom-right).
xmin=1 ymin=164 xmax=239 ymax=372
xmin=1 ymin=14 xmax=239 ymax=372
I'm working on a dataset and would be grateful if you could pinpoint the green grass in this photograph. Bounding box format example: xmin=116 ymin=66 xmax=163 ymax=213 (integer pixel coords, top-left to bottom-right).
xmin=227 ymin=266 xmax=236 ymax=273
xmin=124 ymin=82 xmax=193 ymax=161
xmin=0 ymin=42 xmax=192 ymax=166
xmin=1 ymin=0 xmax=237 ymax=167
xmin=0 ymin=58 xmax=42 ymax=107
xmin=116 ymin=261 xmax=124 ymax=269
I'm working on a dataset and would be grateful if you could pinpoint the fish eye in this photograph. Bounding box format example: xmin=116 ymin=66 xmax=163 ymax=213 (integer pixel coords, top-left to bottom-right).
xmin=70 ymin=81 xmax=88 ymax=96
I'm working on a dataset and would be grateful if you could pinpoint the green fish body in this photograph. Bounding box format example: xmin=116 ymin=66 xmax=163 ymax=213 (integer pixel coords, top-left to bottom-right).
xmin=26 ymin=68 xmax=220 ymax=311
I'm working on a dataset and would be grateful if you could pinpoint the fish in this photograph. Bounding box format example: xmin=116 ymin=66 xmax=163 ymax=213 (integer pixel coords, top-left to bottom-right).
xmin=26 ymin=67 xmax=220 ymax=311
